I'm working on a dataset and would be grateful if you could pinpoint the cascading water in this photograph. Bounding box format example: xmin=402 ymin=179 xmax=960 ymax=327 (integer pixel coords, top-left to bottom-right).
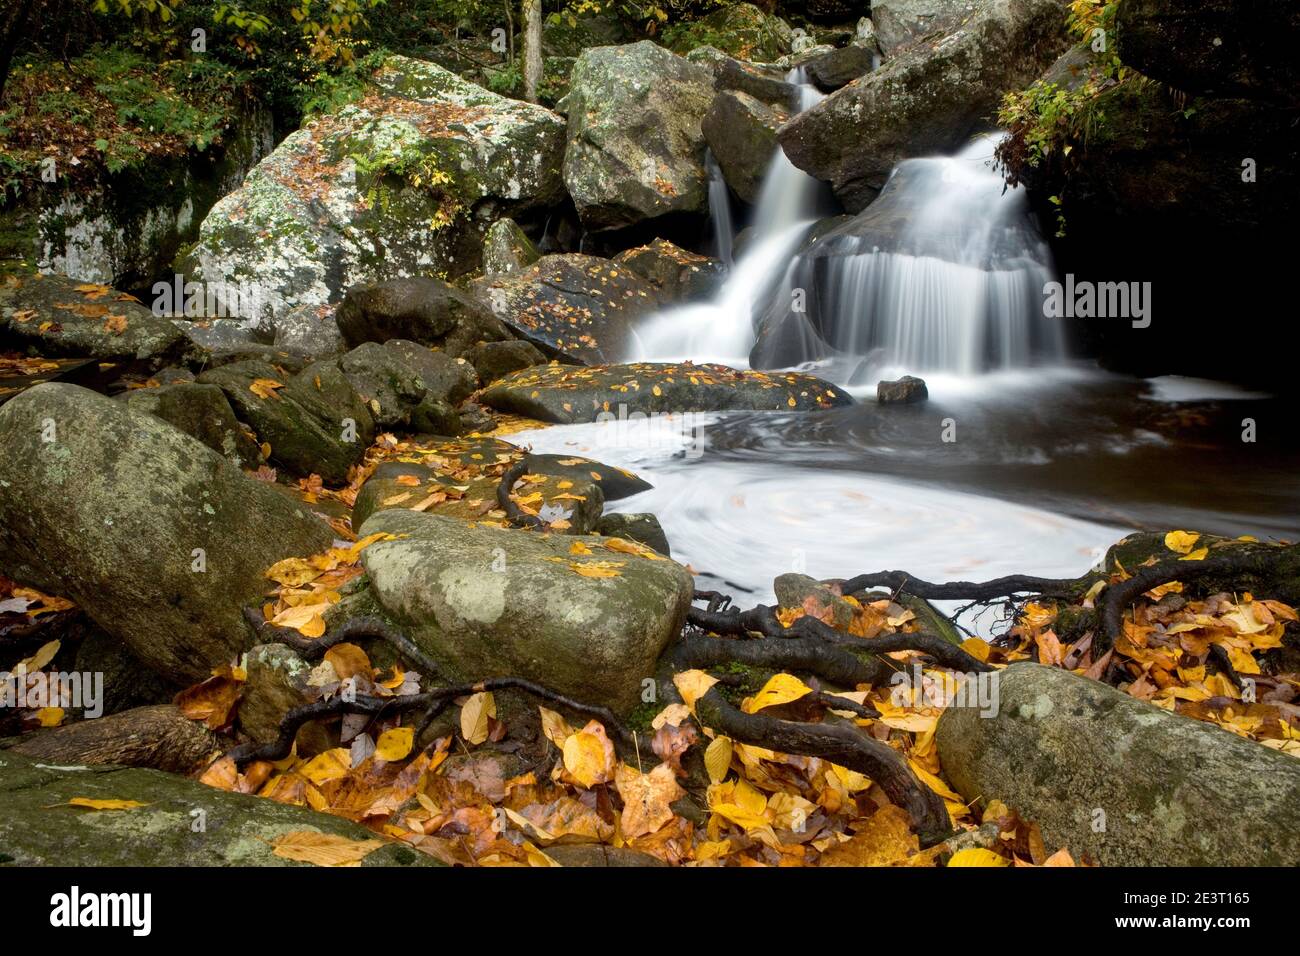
xmin=705 ymin=152 xmax=735 ymax=267
xmin=634 ymin=67 xmax=831 ymax=365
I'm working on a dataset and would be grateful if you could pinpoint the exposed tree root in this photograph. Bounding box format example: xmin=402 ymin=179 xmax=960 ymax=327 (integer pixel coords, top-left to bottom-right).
xmin=837 ymin=570 xmax=1094 ymax=601
xmin=674 ymin=634 xmax=886 ymax=688
xmin=496 ymin=458 xmax=547 ymax=531
xmin=6 ymin=704 xmax=219 ymax=774
xmin=692 ymin=687 xmax=951 ymax=846
xmin=242 ymin=607 xmax=442 ymax=677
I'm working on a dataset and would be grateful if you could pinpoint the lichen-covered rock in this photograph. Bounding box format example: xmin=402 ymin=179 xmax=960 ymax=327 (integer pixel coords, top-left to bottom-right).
xmin=123 ymin=382 xmax=262 ymax=467
xmin=0 ymin=273 xmax=188 ymax=368
xmin=480 ymin=361 xmax=854 ymax=424
xmin=0 ymin=752 xmax=432 ymax=866
xmin=273 ymin=303 xmax=346 ymax=360
xmin=871 ymin=0 xmax=977 ymax=55
xmin=936 ymin=663 xmax=1300 ymax=866
xmin=1116 ymin=0 xmax=1300 ymax=104
xmin=463 ymin=339 xmax=547 ymax=386
xmin=666 ymin=4 xmax=796 ymax=62
xmin=338 ymin=340 xmax=476 ymax=430
xmin=358 ymin=509 xmax=694 ymax=712
xmin=0 ymin=383 xmax=335 ymax=682
xmin=773 ymin=573 xmax=856 ymax=628
xmin=562 ymin=42 xmax=716 ymax=231
xmin=482 ymin=218 xmax=541 ymax=277
xmin=612 ymin=239 xmax=723 ymax=304
xmin=691 ymin=48 xmax=797 ymax=106
xmin=240 ymin=643 xmax=337 ymax=756
xmin=470 ymin=254 xmax=661 ymax=364
xmin=780 ymin=0 xmax=1071 ymax=211
xmin=703 ymin=90 xmax=790 ymax=204
xmin=185 ymin=56 xmax=567 ymax=327
xmin=197 ymin=359 xmax=375 ymax=484
xmin=337 ymin=275 xmax=510 ymax=356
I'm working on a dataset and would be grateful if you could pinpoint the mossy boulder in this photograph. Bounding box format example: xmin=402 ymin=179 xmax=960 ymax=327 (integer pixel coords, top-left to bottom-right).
xmin=562 ymin=42 xmax=716 ymax=231
xmin=702 ymin=90 xmax=789 ymax=204
xmin=463 ymin=339 xmax=548 ymax=386
xmin=937 ymin=663 xmax=1300 ymax=866
xmin=338 ymin=340 xmax=476 ymax=430
xmin=185 ymin=56 xmax=566 ymax=328
xmin=0 ymin=273 xmax=188 ymax=369
xmin=123 ymin=381 xmax=262 ymax=468
xmin=198 ymin=359 xmax=375 ymax=484
xmin=357 ymin=509 xmax=694 ymax=712
xmin=336 ymin=275 xmax=510 ymax=356
xmin=480 ymin=361 xmax=854 ymax=424
xmin=482 ymin=218 xmax=541 ymax=277
xmin=665 ymin=4 xmax=796 ymax=62
xmin=470 ymin=254 xmax=661 ymax=364
xmin=0 ymin=383 xmax=335 ymax=682
xmin=0 ymin=752 xmax=432 ymax=866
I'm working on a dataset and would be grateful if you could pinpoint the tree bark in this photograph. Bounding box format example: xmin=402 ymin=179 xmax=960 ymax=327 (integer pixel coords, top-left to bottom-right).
xmin=5 ymin=705 xmax=221 ymax=774
xmin=521 ymin=0 xmax=543 ymax=103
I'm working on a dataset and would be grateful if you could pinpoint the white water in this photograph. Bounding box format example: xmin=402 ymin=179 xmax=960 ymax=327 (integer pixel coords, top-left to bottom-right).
xmin=705 ymin=152 xmax=735 ymax=267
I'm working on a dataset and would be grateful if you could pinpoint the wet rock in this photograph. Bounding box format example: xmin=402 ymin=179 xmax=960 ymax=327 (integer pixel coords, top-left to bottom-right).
xmin=877 ymin=375 xmax=928 ymax=404
xmin=463 ymin=339 xmax=548 ymax=386
xmin=198 ymin=359 xmax=375 ymax=484
xmin=597 ymin=513 xmax=671 ymax=556
xmin=612 ymin=239 xmax=723 ymax=304
xmin=703 ymin=90 xmax=789 ymax=204
xmin=337 ymin=275 xmax=510 ymax=356
xmin=0 ymin=383 xmax=335 ymax=682
xmin=0 ymin=274 xmax=187 ymax=368
xmin=0 ymin=751 xmax=433 ymax=866
xmin=1116 ymin=0 xmax=1300 ymax=104
xmin=358 ymin=509 xmax=694 ymax=712
xmin=780 ymin=0 xmax=1072 ymax=211
xmin=470 ymin=254 xmax=660 ymax=364
xmin=544 ymin=844 xmax=670 ymax=867
xmin=692 ymin=48 xmax=797 ymax=107
xmin=482 ymin=218 xmax=542 ymax=277
xmin=526 ymin=452 xmax=653 ymax=501
xmin=562 ymin=42 xmax=716 ymax=231
xmin=937 ymin=663 xmax=1300 ymax=866
xmin=185 ymin=56 xmax=566 ymax=326
xmin=123 ymin=382 xmax=262 ymax=468
xmin=480 ymin=361 xmax=853 ymax=424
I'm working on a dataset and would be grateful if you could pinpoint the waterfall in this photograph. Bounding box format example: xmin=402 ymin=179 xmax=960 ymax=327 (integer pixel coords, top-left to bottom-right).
xmin=705 ymin=152 xmax=735 ymax=267
xmin=635 ymin=68 xmax=830 ymax=365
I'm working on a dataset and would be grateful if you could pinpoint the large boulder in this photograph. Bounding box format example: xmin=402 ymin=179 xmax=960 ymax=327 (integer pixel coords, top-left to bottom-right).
xmin=336 ymin=275 xmax=511 ymax=356
xmin=184 ymin=56 xmax=566 ymax=328
xmin=703 ymin=90 xmax=790 ymax=204
xmin=123 ymin=382 xmax=262 ymax=468
xmin=0 ymin=274 xmax=188 ymax=368
xmin=338 ymin=340 xmax=476 ymax=431
xmin=197 ymin=359 xmax=375 ymax=484
xmin=779 ymin=0 xmax=1072 ymax=211
xmin=665 ymin=4 xmax=796 ymax=62
xmin=470 ymin=254 xmax=661 ymax=364
xmin=1116 ymin=0 xmax=1300 ymax=104
xmin=0 ymin=383 xmax=335 ymax=682
xmin=692 ymin=48 xmax=798 ymax=107
xmin=562 ymin=42 xmax=716 ymax=231
xmin=871 ymin=0 xmax=976 ymax=55
xmin=937 ymin=664 xmax=1300 ymax=866
xmin=0 ymin=752 xmax=431 ymax=866
xmin=480 ymin=361 xmax=854 ymax=424
xmin=357 ymin=509 xmax=695 ymax=712
xmin=611 ymin=239 xmax=723 ymax=304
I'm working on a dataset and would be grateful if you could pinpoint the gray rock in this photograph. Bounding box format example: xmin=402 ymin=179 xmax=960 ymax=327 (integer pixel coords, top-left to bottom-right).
xmin=480 ymin=361 xmax=853 ymax=424
xmin=272 ymin=303 xmax=346 ymax=360
xmin=240 ymin=643 xmax=337 ymax=757
xmin=0 ymin=274 xmax=187 ymax=368
xmin=0 ymin=751 xmax=433 ymax=866
xmin=872 ymin=0 xmax=976 ymax=54
xmin=358 ymin=509 xmax=694 ymax=712
xmin=703 ymin=90 xmax=789 ymax=204
xmin=773 ymin=573 xmax=856 ymax=628
xmin=877 ymin=375 xmax=929 ymax=404
xmin=780 ymin=0 xmax=1072 ymax=211
xmin=597 ymin=513 xmax=670 ymax=556
xmin=470 ymin=254 xmax=661 ymax=364
xmin=936 ymin=663 xmax=1300 ymax=866
xmin=462 ymin=339 xmax=548 ymax=386
xmin=611 ymin=239 xmax=723 ymax=304
xmin=804 ymin=43 xmax=877 ymax=91
xmin=0 ymin=383 xmax=335 ymax=682
xmin=198 ymin=359 xmax=375 ymax=484
xmin=185 ymin=56 xmax=566 ymax=327
xmin=563 ymin=42 xmax=716 ymax=230
xmin=337 ymin=275 xmax=510 ymax=356
xmin=482 ymin=218 xmax=542 ymax=277
xmin=338 ymin=340 xmax=475 ymax=429
xmin=124 ymin=382 xmax=262 ymax=468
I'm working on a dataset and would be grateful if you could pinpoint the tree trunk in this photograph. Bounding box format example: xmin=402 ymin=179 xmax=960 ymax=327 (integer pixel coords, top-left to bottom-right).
xmin=521 ymin=0 xmax=543 ymax=103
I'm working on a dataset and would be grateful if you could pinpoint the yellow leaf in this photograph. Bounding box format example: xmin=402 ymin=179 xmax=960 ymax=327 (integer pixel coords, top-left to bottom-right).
xmin=948 ymin=847 xmax=1009 ymax=867
xmin=63 ymin=798 xmax=148 ymax=811
xmin=568 ymin=561 xmax=623 ymax=578
xmin=538 ymin=706 xmax=574 ymax=748
xmin=300 ymin=748 xmax=352 ymax=785
xmin=37 ymin=707 xmax=65 ymax=727
xmin=704 ymin=736 xmax=732 ymax=783
xmin=561 ymin=721 xmax=615 ymax=788
xmin=568 ymin=540 xmax=594 ymax=556
xmin=249 ymin=378 xmax=284 ymax=400
xmin=374 ymin=727 xmax=414 ymax=762
xmin=460 ymin=691 xmax=495 ymax=745
xmin=742 ymin=673 xmax=812 ymax=714
xmin=672 ymin=669 xmax=719 ymax=710
xmin=265 ymin=557 xmax=321 ymax=587
xmin=15 ymin=639 xmax=60 ymax=674
xmin=1180 ymin=547 xmax=1209 ymax=561
xmin=1164 ymin=530 xmax=1200 ymax=554
xmin=269 ymin=831 xmax=384 ymax=867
